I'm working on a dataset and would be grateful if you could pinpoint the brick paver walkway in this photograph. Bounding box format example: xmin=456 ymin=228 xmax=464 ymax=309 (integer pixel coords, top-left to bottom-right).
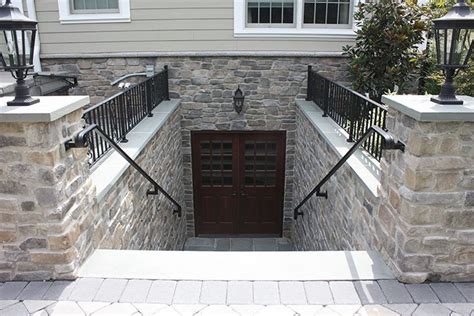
xmin=1 ymin=279 xmax=473 ymax=315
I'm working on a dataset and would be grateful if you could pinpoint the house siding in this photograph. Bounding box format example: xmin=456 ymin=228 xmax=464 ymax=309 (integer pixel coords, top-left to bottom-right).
xmin=34 ymin=0 xmax=353 ymax=57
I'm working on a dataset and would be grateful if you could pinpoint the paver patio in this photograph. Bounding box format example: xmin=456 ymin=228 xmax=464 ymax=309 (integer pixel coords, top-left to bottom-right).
xmin=1 ymin=278 xmax=473 ymax=315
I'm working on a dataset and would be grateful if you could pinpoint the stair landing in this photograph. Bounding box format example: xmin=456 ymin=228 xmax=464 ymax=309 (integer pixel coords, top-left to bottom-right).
xmin=78 ymin=250 xmax=394 ymax=281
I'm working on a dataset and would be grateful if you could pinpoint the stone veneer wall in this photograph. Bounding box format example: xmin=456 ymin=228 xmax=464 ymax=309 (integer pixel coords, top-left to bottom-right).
xmin=294 ymin=102 xmax=474 ymax=282
xmin=379 ymin=108 xmax=474 ymax=283
xmin=292 ymin=107 xmax=379 ymax=251
xmin=0 ymin=100 xmax=186 ymax=281
xmin=0 ymin=107 xmax=94 ymax=281
xmin=42 ymin=56 xmax=349 ymax=237
xmin=94 ymin=107 xmax=186 ymax=251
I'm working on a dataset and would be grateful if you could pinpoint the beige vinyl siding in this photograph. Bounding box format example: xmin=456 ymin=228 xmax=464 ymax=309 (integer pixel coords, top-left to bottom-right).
xmin=34 ymin=0 xmax=353 ymax=57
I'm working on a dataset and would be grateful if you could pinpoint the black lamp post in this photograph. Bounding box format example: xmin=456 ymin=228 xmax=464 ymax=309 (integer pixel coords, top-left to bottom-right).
xmin=431 ymin=0 xmax=474 ymax=105
xmin=0 ymin=0 xmax=39 ymax=106
xmin=233 ymin=86 xmax=245 ymax=114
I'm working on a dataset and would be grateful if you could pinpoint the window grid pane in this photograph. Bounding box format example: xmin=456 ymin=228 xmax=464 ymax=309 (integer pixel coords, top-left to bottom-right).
xmin=304 ymin=0 xmax=350 ymax=25
xmin=71 ymin=0 xmax=119 ymax=13
xmin=247 ymin=0 xmax=295 ymax=25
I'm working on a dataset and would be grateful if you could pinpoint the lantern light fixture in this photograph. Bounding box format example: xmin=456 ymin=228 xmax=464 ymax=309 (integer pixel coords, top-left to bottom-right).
xmin=233 ymin=86 xmax=245 ymax=114
xmin=0 ymin=0 xmax=39 ymax=106
xmin=430 ymin=0 xmax=474 ymax=105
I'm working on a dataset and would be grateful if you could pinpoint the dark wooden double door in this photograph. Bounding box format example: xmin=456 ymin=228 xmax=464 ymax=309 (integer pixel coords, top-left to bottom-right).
xmin=192 ymin=131 xmax=286 ymax=236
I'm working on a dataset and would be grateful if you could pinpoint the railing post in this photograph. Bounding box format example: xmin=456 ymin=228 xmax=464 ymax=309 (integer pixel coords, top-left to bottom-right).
xmin=347 ymin=95 xmax=356 ymax=142
xmin=146 ymin=79 xmax=153 ymax=117
xmin=119 ymin=93 xmax=128 ymax=143
xmin=164 ymin=65 xmax=170 ymax=101
xmin=322 ymin=78 xmax=329 ymax=117
xmin=305 ymin=65 xmax=313 ymax=101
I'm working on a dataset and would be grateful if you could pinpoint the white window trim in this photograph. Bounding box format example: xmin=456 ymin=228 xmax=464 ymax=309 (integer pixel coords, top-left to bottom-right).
xmin=234 ymin=0 xmax=358 ymax=38
xmin=58 ymin=0 xmax=130 ymax=24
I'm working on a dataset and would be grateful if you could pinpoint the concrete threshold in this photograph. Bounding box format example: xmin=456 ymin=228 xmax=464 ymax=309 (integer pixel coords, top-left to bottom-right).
xmin=78 ymin=250 xmax=395 ymax=281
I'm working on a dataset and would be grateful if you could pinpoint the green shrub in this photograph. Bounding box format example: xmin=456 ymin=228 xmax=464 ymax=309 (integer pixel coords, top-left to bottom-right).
xmin=343 ymin=0 xmax=426 ymax=102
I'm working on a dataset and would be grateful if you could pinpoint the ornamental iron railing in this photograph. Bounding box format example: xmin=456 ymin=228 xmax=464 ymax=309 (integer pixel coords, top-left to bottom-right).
xmin=306 ymin=66 xmax=388 ymax=161
xmin=83 ymin=66 xmax=169 ymax=166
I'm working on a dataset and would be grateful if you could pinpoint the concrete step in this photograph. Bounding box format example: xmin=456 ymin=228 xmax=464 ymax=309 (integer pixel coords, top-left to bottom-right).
xmin=78 ymin=250 xmax=394 ymax=281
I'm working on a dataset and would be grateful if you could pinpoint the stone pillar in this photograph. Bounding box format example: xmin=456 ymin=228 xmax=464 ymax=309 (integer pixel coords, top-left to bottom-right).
xmin=380 ymin=95 xmax=474 ymax=283
xmin=0 ymin=96 xmax=91 ymax=281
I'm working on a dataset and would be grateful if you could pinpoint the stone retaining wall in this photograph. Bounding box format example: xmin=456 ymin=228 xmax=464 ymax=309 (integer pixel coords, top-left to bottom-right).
xmin=42 ymin=56 xmax=349 ymax=237
xmin=293 ymin=100 xmax=474 ymax=283
xmin=0 ymin=100 xmax=186 ymax=281
xmin=95 ymin=107 xmax=186 ymax=251
xmin=292 ymin=107 xmax=379 ymax=251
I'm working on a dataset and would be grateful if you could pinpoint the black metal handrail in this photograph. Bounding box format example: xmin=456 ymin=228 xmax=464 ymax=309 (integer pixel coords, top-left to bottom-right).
xmin=65 ymin=124 xmax=182 ymax=217
xmin=306 ymin=66 xmax=388 ymax=161
xmin=83 ymin=66 xmax=169 ymax=166
xmin=293 ymin=126 xmax=405 ymax=220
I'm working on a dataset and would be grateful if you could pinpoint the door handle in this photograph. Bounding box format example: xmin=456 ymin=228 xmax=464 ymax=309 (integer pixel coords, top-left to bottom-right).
xmin=232 ymin=192 xmax=238 ymax=197
xmin=240 ymin=192 xmax=247 ymax=197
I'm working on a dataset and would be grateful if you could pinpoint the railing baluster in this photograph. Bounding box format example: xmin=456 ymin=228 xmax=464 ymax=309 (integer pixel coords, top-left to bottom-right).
xmin=82 ymin=67 xmax=169 ymax=166
xmin=305 ymin=68 xmax=388 ymax=161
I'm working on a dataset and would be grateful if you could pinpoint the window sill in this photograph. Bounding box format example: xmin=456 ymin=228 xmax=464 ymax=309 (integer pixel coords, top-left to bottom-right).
xmin=234 ymin=28 xmax=356 ymax=39
xmin=59 ymin=16 xmax=131 ymax=24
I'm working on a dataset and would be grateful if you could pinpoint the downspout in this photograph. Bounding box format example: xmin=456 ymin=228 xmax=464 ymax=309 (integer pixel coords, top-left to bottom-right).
xmin=25 ymin=0 xmax=42 ymax=72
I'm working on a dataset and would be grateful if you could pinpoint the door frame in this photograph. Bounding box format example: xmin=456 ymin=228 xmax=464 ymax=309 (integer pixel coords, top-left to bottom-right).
xmin=191 ymin=130 xmax=286 ymax=237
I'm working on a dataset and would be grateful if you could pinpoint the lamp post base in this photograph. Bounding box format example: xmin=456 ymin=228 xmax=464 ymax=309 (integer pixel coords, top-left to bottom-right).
xmin=7 ymin=96 xmax=40 ymax=106
xmin=6 ymin=77 xmax=40 ymax=106
xmin=430 ymin=96 xmax=464 ymax=105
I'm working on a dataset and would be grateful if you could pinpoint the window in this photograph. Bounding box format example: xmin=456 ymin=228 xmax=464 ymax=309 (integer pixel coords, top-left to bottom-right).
xmin=234 ymin=0 xmax=357 ymax=37
xmin=58 ymin=0 xmax=130 ymax=24
xmin=247 ymin=0 xmax=295 ymax=26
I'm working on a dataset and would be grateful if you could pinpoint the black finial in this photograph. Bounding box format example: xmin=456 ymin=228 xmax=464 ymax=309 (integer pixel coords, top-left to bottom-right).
xmin=4 ymin=0 xmax=12 ymax=6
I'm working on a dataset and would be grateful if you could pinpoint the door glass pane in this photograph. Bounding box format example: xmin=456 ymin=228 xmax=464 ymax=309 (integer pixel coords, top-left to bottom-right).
xmin=200 ymin=140 xmax=233 ymax=187
xmin=244 ymin=140 xmax=277 ymax=187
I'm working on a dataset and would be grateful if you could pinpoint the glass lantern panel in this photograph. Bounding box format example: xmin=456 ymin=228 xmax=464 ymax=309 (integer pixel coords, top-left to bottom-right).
xmin=0 ymin=30 xmax=20 ymax=68
xmin=454 ymin=28 xmax=473 ymax=66
xmin=0 ymin=29 xmax=35 ymax=69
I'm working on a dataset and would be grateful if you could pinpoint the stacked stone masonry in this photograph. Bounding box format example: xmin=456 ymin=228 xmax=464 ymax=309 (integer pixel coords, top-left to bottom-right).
xmin=95 ymin=107 xmax=186 ymax=251
xmin=292 ymin=107 xmax=379 ymax=252
xmin=0 ymin=108 xmax=92 ymax=281
xmin=42 ymin=56 xmax=350 ymax=237
xmin=0 ymin=102 xmax=186 ymax=281
xmin=380 ymin=109 xmax=474 ymax=283
xmin=293 ymin=104 xmax=474 ymax=283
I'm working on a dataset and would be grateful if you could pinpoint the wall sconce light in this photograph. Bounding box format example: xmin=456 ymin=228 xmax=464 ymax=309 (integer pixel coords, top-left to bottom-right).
xmin=233 ymin=86 xmax=245 ymax=114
